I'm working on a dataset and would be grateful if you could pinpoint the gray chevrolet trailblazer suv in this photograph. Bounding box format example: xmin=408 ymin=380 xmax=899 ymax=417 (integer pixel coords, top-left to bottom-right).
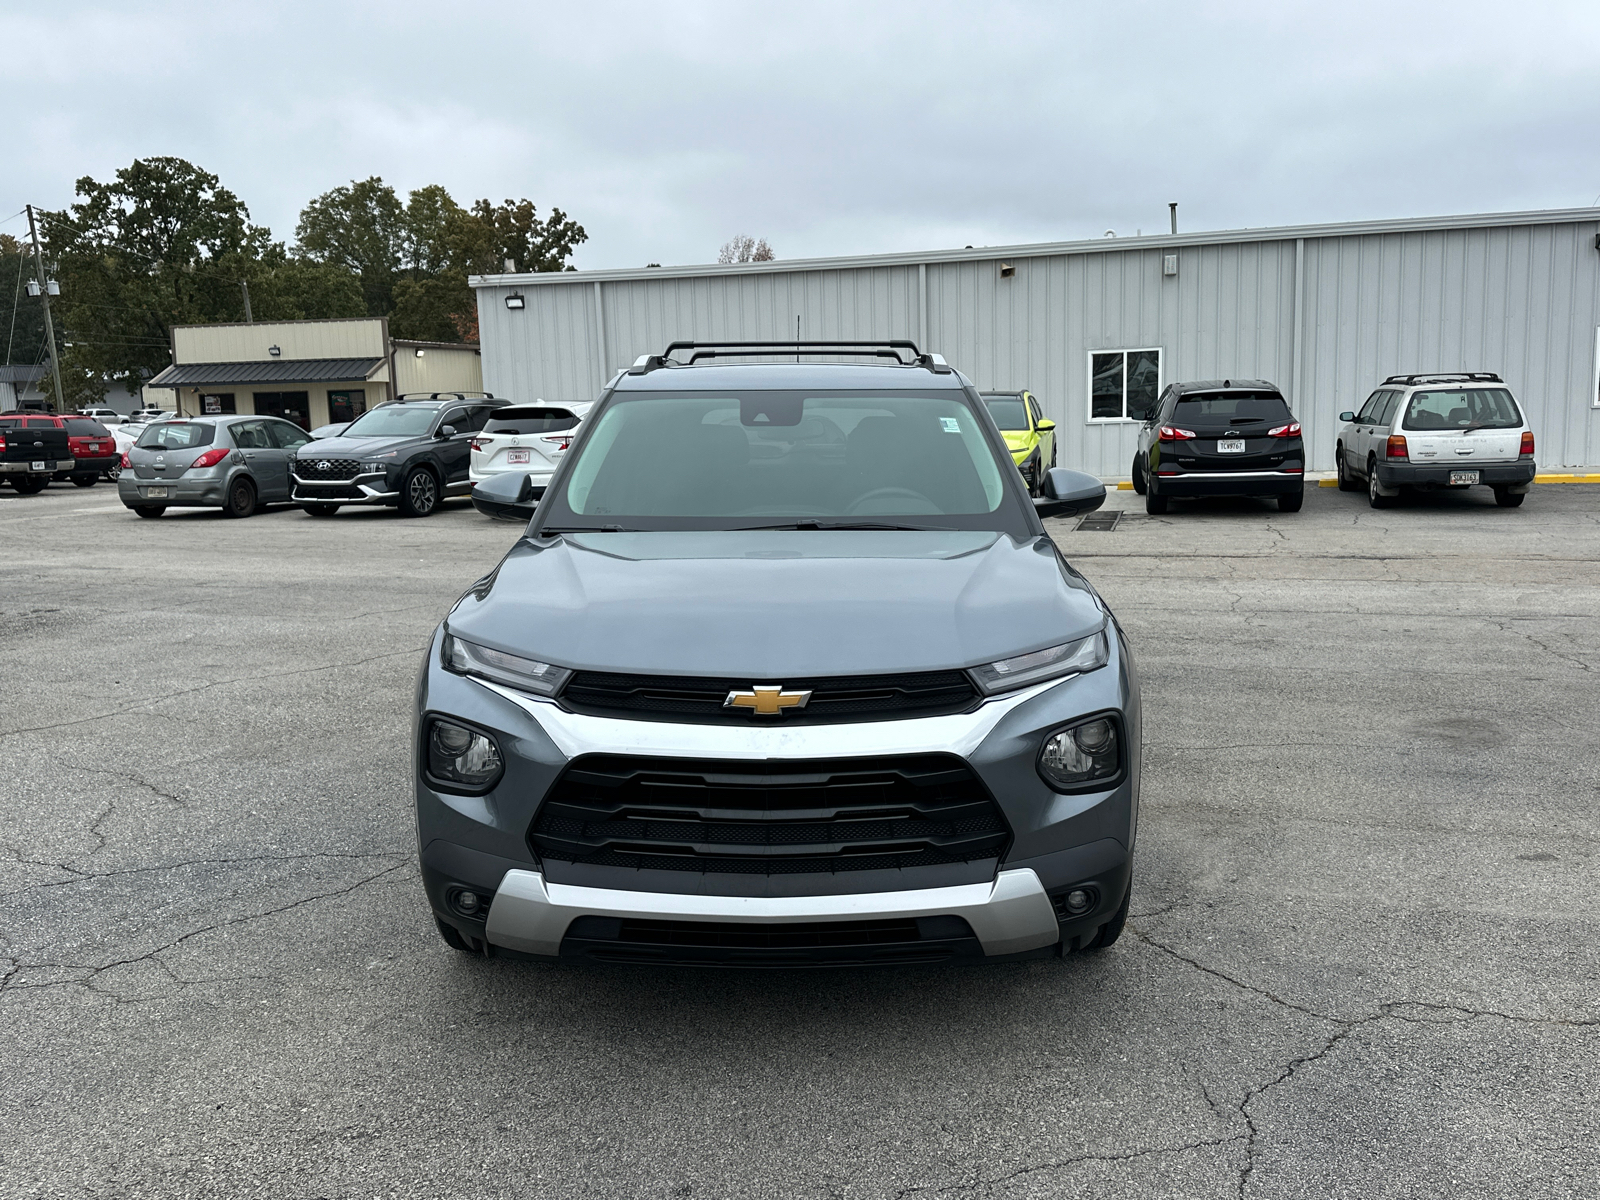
xmin=416 ymin=341 xmax=1139 ymax=967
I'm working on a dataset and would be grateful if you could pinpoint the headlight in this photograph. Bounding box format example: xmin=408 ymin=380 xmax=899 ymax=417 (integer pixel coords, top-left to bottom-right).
xmin=426 ymin=718 xmax=503 ymax=789
xmin=969 ymin=628 xmax=1109 ymax=695
xmin=1038 ymin=714 xmax=1122 ymax=792
xmin=443 ymin=632 xmax=572 ymax=697
xmin=360 ymin=460 xmax=391 ymax=473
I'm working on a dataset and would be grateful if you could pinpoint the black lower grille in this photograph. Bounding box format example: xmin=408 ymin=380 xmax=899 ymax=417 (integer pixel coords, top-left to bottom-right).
xmin=560 ymin=669 xmax=977 ymax=725
xmin=295 ymin=482 xmax=365 ymax=499
xmin=561 ymin=914 xmax=980 ymax=967
xmin=530 ymin=754 xmax=1009 ymax=876
xmin=294 ymin=457 xmax=362 ymax=481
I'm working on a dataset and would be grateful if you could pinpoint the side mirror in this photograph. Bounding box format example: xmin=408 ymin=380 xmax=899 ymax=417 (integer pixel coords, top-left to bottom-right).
xmin=471 ymin=471 xmax=541 ymax=521
xmin=437 ymin=424 xmax=457 ymax=439
xmin=1035 ymin=419 xmax=1056 ymax=432
xmin=1033 ymin=467 xmax=1106 ymax=520
xmin=1339 ymin=411 xmax=1355 ymax=423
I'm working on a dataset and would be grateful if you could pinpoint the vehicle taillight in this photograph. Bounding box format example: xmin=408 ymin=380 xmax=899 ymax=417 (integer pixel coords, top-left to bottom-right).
xmin=541 ymin=434 xmax=573 ymax=451
xmin=190 ymin=448 xmax=230 ymax=469
xmin=1520 ymin=431 xmax=1535 ymax=456
xmin=1156 ymin=426 xmax=1196 ymax=442
xmin=469 ymin=437 xmax=486 ymax=452
xmin=0 ymin=434 xmax=6 ymax=451
xmin=120 ymin=451 xmax=130 ymax=468
xmin=1386 ymin=434 xmax=1409 ymax=460
xmin=1267 ymin=422 xmax=1302 ymax=438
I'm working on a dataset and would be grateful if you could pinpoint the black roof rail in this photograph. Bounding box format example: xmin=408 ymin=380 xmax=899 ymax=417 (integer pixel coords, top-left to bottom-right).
xmin=392 ymin=391 xmax=498 ymax=402
xmin=1382 ymin=372 xmax=1502 ymax=386
xmin=628 ymin=340 xmax=952 ymax=374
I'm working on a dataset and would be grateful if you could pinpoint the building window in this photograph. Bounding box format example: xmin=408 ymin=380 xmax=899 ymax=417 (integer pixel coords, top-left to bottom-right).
xmin=1088 ymin=349 xmax=1162 ymax=422
xmin=328 ymin=389 xmax=367 ymax=424
xmin=201 ymin=393 xmax=235 ymax=414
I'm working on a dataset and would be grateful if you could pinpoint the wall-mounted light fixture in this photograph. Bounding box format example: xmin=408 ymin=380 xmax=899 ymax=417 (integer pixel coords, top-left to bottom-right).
xmin=1163 ymin=254 xmax=1179 ymax=277
xmin=505 ymin=293 xmax=526 ymax=310
xmin=999 ymin=262 xmax=1015 ymax=278
xmin=415 ymin=348 xmax=426 ymax=357
xmin=268 ymin=344 xmax=281 ymax=357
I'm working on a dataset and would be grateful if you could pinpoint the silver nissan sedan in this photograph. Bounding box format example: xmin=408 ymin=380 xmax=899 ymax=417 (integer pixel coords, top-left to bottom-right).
xmin=119 ymin=416 xmax=313 ymax=518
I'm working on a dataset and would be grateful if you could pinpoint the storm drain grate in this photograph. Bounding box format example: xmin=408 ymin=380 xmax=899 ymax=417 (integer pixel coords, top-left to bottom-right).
xmin=1075 ymin=511 xmax=1122 ymax=532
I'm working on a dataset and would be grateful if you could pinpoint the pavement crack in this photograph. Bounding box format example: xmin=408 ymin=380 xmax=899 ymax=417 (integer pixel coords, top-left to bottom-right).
xmin=0 ymin=850 xmax=408 ymax=900
xmin=76 ymin=765 xmax=186 ymax=808
xmin=892 ymin=1134 xmax=1246 ymax=1198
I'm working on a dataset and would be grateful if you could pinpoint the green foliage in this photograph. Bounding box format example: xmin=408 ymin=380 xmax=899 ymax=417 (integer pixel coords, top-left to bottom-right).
xmin=293 ymin=176 xmax=406 ymax=318
xmin=0 ymin=233 xmax=48 ymax=368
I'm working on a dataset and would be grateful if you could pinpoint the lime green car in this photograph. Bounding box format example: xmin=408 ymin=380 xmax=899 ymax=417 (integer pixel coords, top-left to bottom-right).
xmin=981 ymin=390 xmax=1056 ymax=495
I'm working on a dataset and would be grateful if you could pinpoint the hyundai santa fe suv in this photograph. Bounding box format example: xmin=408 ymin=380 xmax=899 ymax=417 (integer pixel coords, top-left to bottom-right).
xmin=1335 ymin=372 xmax=1535 ymax=508
xmin=417 ymin=340 xmax=1137 ymax=967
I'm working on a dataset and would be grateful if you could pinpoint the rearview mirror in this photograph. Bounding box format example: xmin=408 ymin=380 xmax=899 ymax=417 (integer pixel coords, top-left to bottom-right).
xmin=1033 ymin=468 xmax=1106 ymax=520
xmin=1339 ymin=411 xmax=1355 ymax=423
xmin=472 ymin=471 xmax=541 ymax=521
xmin=437 ymin=424 xmax=458 ymax=439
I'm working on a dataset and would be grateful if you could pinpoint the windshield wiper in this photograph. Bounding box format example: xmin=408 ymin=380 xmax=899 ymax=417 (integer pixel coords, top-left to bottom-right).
xmin=735 ymin=521 xmax=955 ymax=532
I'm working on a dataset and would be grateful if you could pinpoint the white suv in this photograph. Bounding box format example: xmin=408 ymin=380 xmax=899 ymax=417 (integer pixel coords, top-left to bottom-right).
xmin=469 ymin=402 xmax=591 ymax=493
xmin=1335 ymin=373 xmax=1535 ymax=508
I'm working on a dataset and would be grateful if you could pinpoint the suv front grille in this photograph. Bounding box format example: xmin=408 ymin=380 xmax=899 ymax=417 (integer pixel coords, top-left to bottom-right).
xmin=294 ymin=457 xmax=361 ymax=481
xmin=530 ymin=754 xmax=1009 ymax=875
xmin=560 ymin=669 xmax=977 ymax=725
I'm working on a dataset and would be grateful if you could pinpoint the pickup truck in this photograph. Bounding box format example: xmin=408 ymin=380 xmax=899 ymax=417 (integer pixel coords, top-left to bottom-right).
xmin=0 ymin=413 xmax=74 ymax=494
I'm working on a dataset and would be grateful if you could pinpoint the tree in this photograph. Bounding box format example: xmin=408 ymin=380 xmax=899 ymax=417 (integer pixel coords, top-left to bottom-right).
xmin=719 ymin=235 xmax=775 ymax=264
xmin=0 ymin=233 xmax=48 ymax=369
xmin=294 ymin=177 xmax=406 ymax=318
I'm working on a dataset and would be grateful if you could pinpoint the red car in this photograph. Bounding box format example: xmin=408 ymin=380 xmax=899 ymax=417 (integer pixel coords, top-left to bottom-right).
xmin=55 ymin=416 xmax=120 ymax=486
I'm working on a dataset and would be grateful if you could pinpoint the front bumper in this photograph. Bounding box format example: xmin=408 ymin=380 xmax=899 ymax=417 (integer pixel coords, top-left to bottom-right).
xmin=1 ymin=459 xmax=73 ymax=474
xmin=1376 ymin=460 xmax=1535 ymax=489
xmin=483 ymin=867 xmax=1060 ymax=958
xmin=1151 ymin=468 xmax=1303 ymax=497
xmin=291 ymin=472 xmax=399 ymax=506
xmin=58 ymin=454 xmax=119 ymax=477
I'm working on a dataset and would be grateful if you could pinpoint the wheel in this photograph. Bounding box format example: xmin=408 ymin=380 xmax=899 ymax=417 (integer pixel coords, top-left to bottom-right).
xmin=104 ymin=463 xmax=121 ymax=482
xmin=301 ymin=504 xmax=341 ymax=517
xmin=1366 ymin=458 xmax=1394 ymax=508
xmin=434 ymin=916 xmax=480 ymax=954
xmin=399 ymin=467 xmax=440 ymax=517
xmin=1131 ymin=453 xmax=1147 ymax=495
xmin=1336 ymin=445 xmax=1359 ymax=491
xmin=1144 ymin=490 xmax=1168 ymax=515
xmin=1080 ymin=878 xmax=1131 ymax=952
xmin=133 ymin=505 xmax=166 ymax=518
xmin=1493 ymin=487 xmax=1525 ymax=508
xmin=71 ymin=475 xmax=97 ymax=488
xmin=223 ymin=476 xmax=257 ymax=518
xmin=12 ymin=474 xmax=47 ymax=495
xmin=1023 ymin=462 xmax=1040 ymax=498
xmin=1277 ymin=488 xmax=1304 ymax=513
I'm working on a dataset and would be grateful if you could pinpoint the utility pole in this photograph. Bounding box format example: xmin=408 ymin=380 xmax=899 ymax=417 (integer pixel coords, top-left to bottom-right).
xmin=241 ymin=279 xmax=253 ymax=323
xmin=26 ymin=205 xmax=65 ymax=412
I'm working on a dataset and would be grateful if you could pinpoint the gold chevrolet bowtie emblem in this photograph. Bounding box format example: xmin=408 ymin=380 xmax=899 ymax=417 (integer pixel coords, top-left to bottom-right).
xmin=723 ymin=685 xmax=813 ymax=716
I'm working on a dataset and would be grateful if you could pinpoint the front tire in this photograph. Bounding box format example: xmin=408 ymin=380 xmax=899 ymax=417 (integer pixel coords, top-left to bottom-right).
xmin=1144 ymin=490 xmax=1168 ymax=515
xmin=1367 ymin=457 xmax=1394 ymax=509
xmin=1493 ymin=487 xmax=1525 ymax=508
xmin=1278 ymin=487 xmax=1304 ymax=512
xmin=1336 ymin=445 xmax=1359 ymax=491
xmin=223 ymin=477 xmax=257 ymax=518
xmin=399 ymin=467 xmax=440 ymax=518
xmin=133 ymin=505 xmax=166 ymax=518
xmin=1131 ymin=453 xmax=1147 ymax=495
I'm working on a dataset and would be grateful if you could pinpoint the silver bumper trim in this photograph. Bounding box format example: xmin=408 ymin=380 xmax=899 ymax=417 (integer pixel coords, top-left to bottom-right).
xmin=290 ymin=480 xmax=400 ymax=503
xmin=473 ymin=675 xmax=1058 ymax=760
xmin=1159 ymin=469 xmax=1304 ymax=480
xmin=1 ymin=460 xmax=74 ymax=473
xmin=483 ymin=867 xmax=1061 ymax=957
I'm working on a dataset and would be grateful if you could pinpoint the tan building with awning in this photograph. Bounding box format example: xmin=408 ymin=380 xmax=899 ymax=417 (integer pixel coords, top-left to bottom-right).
xmin=146 ymin=317 xmax=484 ymax=430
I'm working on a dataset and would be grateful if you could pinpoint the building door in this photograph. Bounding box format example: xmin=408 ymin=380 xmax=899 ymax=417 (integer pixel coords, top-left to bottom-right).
xmin=253 ymin=392 xmax=311 ymax=430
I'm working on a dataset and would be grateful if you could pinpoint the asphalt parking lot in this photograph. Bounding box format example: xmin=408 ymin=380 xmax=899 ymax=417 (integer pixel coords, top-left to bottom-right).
xmin=3 ymin=481 xmax=1598 ymax=1199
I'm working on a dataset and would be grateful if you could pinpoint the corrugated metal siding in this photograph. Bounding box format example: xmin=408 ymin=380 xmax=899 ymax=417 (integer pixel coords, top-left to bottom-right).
xmin=476 ymin=215 xmax=1600 ymax=471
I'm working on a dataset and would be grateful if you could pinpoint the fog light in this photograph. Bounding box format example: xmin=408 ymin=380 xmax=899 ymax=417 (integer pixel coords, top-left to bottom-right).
xmin=1064 ymin=889 xmax=1092 ymax=914
xmin=453 ymin=890 xmax=480 ymax=914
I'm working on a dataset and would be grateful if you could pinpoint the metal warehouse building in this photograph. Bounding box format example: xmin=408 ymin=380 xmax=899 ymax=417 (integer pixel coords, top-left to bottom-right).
xmin=470 ymin=207 xmax=1600 ymax=473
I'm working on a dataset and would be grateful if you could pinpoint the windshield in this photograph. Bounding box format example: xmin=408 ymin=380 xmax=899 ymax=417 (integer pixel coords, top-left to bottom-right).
xmin=485 ymin=406 xmax=580 ymax=435
xmin=982 ymin=396 xmax=1029 ymax=431
xmin=1172 ymin=393 xmax=1291 ymax=425
xmin=538 ymin=390 xmax=1019 ymax=533
xmin=1403 ymin=388 xmax=1522 ymax=431
xmin=136 ymin=423 xmax=215 ymax=449
xmin=341 ymin=405 xmax=438 ymax=438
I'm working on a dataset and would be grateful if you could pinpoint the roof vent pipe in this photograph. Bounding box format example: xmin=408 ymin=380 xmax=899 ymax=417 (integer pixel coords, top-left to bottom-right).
xmin=1169 ymin=203 xmax=1178 ymax=235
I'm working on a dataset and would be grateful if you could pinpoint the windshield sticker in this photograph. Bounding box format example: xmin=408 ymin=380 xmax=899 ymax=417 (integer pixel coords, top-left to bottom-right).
xmin=940 ymin=417 xmax=961 ymax=433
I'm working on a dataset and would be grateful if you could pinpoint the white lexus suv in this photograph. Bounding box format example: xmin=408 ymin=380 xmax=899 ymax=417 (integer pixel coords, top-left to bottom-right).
xmin=469 ymin=402 xmax=592 ymax=495
xmin=1335 ymin=372 xmax=1535 ymax=508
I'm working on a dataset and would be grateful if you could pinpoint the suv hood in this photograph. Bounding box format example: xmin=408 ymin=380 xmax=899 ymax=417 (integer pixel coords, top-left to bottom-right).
xmin=295 ymin=433 xmax=423 ymax=457
xmin=447 ymin=530 xmax=1106 ymax=677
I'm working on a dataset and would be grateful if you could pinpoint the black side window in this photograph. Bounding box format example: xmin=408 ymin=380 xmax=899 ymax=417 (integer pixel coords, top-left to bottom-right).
xmin=231 ymin=420 xmax=268 ymax=449
xmin=462 ymin=406 xmax=493 ymax=433
xmin=1355 ymin=390 xmax=1385 ymax=423
xmin=440 ymin=408 xmax=468 ymax=434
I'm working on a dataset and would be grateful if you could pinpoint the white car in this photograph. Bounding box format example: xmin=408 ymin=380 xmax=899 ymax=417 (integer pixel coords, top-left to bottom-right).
xmin=77 ymin=408 xmax=127 ymax=425
xmin=1335 ymin=372 xmax=1535 ymax=508
xmin=469 ymin=403 xmax=591 ymax=491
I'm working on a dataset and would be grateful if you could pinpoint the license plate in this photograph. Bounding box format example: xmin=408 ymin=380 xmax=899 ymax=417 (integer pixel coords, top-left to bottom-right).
xmin=145 ymin=486 xmax=168 ymax=498
xmin=506 ymin=449 xmax=531 ymax=464
xmin=1217 ymin=439 xmax=1245 ymax=454
xmin=31 ymin=460 xmax=47 ymax=471
xmin=1450 ymin=471 xmax=1479 ymax=486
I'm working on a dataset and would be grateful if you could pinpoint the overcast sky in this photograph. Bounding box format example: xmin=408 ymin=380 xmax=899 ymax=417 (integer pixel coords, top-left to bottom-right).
xmin=5 ymin=0 xmax=1600 ymax=270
